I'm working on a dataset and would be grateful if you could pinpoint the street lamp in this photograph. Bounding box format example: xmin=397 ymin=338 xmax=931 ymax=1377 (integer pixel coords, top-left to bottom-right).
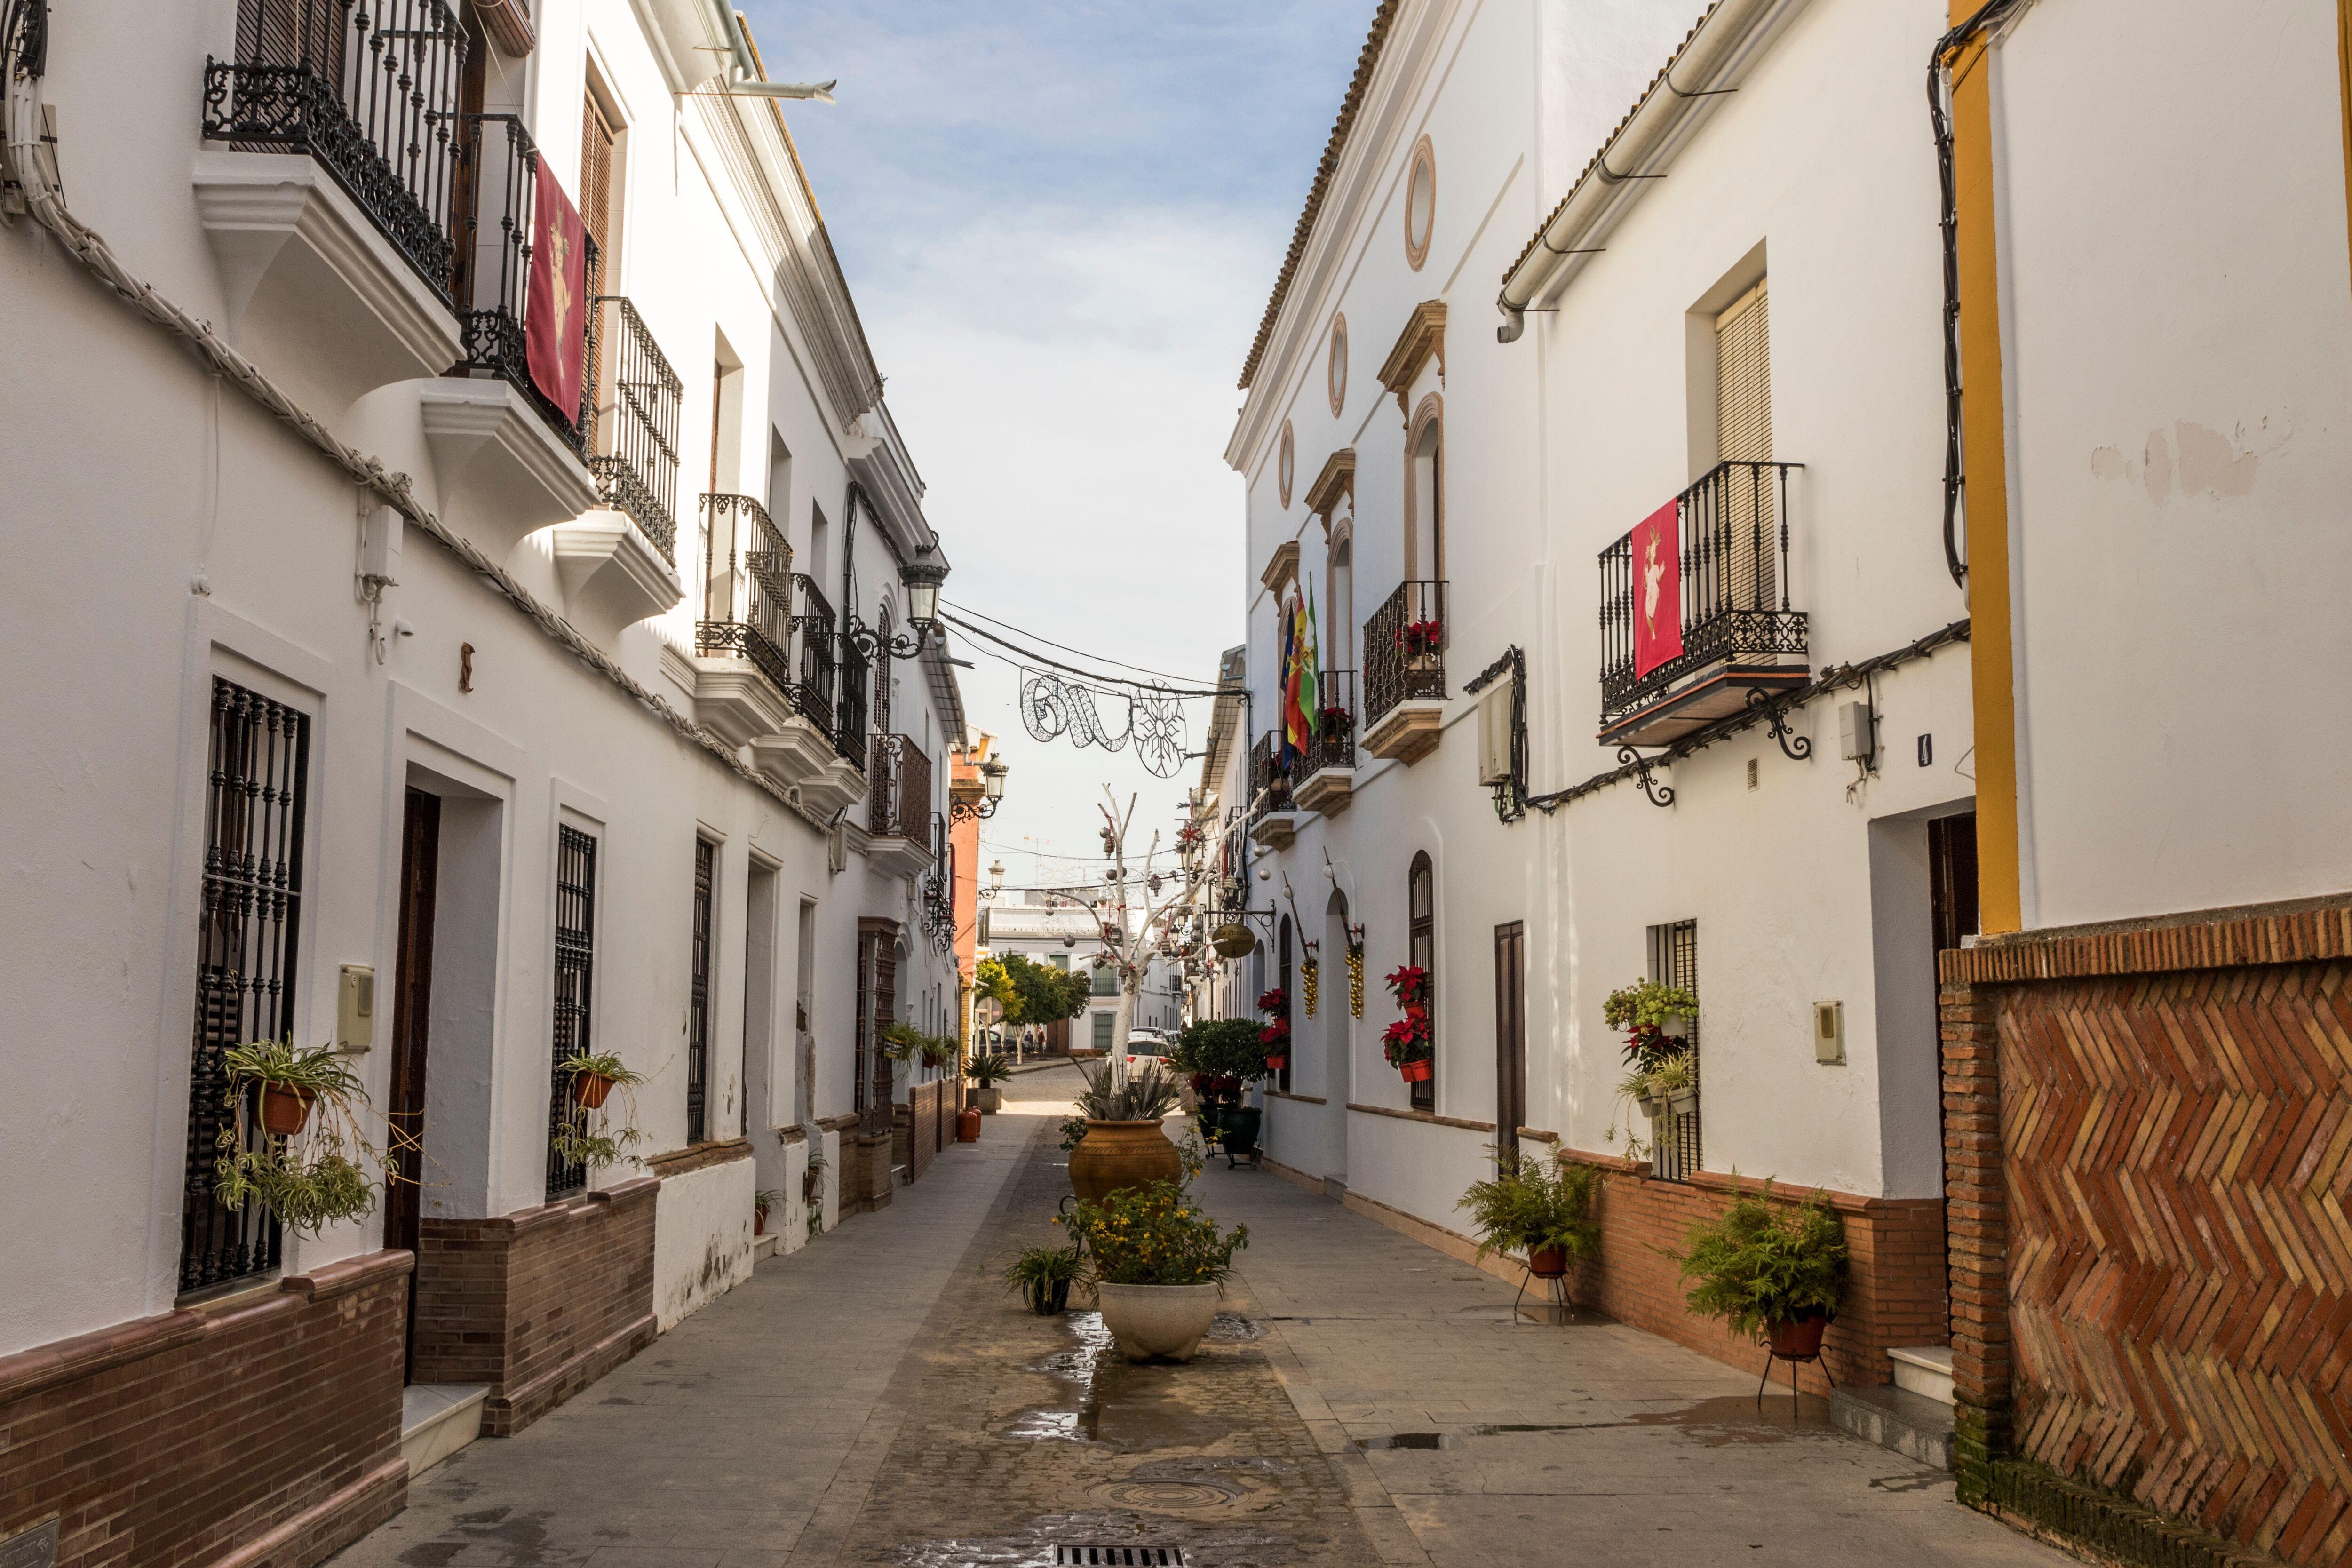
xmin=951 ymin=755 xmax=1008 ymax=824
xmin=847 ymin=542 xmax=948 ymax=661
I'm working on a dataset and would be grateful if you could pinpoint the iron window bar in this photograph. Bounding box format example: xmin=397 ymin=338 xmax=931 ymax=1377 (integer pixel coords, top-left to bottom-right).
xmin=448 ymin=113 xmax=598 ymax=455
xmin=202 ymin=0 xmax=466 ymax=302
xmin=1598 ymin=460 xmax=1806 ymax=727
xmin=547 ymin=825 xmax=597 ymax=1200
xmin=694 ymin=494 xmax=795 ymax=698
xmin=1362 ymin=579 xmax=1448 ymax=730
xmin=836 ymin=639 xmax=872 ymax=766
xmin=181 ymin=677 xmax=310 ymax=1294
xmin=686 ymin=839 xmax=714 ymax=1145
xmin=1649 ymin=919 xmax=1701 ymax=1183
xmin=586 ymin=295 xmax=683 ymax=562
xmin=868 ymin=733 xmax=933 ymax=842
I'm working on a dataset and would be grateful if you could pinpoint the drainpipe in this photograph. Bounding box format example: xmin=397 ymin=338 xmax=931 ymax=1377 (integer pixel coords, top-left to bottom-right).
xmin=1495 ymin=0 xmax=1791 ymax=343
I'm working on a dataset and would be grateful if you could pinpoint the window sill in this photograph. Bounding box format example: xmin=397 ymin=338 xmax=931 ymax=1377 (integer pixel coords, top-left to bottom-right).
xmin=1346 ymin=1101 xmax=1495 ymax=1133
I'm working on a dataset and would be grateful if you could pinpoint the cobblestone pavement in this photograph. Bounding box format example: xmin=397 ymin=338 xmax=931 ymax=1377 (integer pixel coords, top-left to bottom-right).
xmin=333 ymin=1064 xmax=2071 ymax=1568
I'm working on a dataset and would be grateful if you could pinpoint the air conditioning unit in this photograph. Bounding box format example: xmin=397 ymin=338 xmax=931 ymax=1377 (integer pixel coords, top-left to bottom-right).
xmin=1476 ymin=682 xmax=1515 ymax=786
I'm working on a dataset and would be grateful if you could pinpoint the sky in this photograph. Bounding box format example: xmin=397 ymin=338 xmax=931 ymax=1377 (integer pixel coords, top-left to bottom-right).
xmin=739 ymin=1 xmax=1373 ymax=892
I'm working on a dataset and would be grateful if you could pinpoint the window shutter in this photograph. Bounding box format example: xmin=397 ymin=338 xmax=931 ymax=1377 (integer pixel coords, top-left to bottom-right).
xmin=1714 ymin=280 xmax=1776 ymax=611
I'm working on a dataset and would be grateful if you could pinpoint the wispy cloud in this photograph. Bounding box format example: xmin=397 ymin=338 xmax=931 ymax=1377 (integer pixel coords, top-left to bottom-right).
xmin=746 ymin=1 xmax=1372 ymax=880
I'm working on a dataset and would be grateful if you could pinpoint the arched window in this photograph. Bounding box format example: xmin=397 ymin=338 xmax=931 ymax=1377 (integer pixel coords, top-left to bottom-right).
xmin=1276 ymin=915 xmax=1294 ymax=1094
xmin=1408 ymin=852 xmax=1435 ymax=1111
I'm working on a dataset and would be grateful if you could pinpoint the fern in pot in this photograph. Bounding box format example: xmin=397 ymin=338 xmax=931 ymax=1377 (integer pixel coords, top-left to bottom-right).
xmin=1671 ymin=1179 xmax=1849 ymax=1358
xmin=1458 ymin=1148 xmax=1599 ymax=1279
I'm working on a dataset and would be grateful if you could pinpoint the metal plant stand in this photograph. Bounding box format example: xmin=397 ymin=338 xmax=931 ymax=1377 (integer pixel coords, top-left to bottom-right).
xmin=1756 ymin=1341 xmax=1837 ymax=1410
xmin=1511 ymin=1266 xmax=1573 ymax=1323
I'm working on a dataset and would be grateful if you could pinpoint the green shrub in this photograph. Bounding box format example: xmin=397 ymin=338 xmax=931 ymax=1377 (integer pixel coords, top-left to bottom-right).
xmin=1060 ymin=1179 xmax=1249 ymax=1287
xmin=1457 ymin=1149 xmax=1599 ymax=1264
xmin=1171 ymin=1018 xmax=1268 ymax=1083
xmin=1671 ymin=1179 xmax=1848 ymax=1337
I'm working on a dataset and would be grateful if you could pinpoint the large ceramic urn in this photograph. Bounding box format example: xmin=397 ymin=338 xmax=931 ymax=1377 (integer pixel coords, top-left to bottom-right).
xmin=1066 ymin=1119 xmax=1183 ymax=1204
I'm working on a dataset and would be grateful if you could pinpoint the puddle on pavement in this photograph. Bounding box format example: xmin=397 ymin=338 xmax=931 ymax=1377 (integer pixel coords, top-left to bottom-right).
xmin=1354 ymin=1393 xmax=1841 ymax=1452
xmin=998 ymin=1311 xmax=1251 ymax=1449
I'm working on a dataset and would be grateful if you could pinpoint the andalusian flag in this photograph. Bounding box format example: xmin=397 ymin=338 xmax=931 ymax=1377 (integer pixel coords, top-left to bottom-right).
xmin=1298 ymin=582 xmax=1320 ymax=739
xmin=1279 ymin=597 xmax=1303 ymax=763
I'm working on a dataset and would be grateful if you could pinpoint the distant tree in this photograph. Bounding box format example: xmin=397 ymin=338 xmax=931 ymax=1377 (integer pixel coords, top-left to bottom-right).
xmin=997 ymin=952 xmax=1089 ymax=1028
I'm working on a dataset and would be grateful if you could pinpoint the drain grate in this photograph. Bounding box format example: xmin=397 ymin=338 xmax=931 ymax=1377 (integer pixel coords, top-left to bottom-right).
xmin=1053 ymin=1549 xmax=1188 ymax=1567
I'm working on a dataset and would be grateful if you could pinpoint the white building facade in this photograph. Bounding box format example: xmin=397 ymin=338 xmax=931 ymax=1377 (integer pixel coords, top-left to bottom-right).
xmin=1226 ymin=0 xmax=1976 ymax=1397
xmin=0 ymin=0 xmax=964 ymax=1559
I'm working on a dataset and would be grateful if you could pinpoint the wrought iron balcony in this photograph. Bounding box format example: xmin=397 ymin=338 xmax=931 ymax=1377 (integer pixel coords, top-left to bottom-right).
xmin=1294 ymin=669 xmax=1357 ymax=815
xmin=587 ymin=296 xmax=682 ymax=562
xmin=202 ymin=0 xmax=465 ymax=302
xmin=1362 ymin=580 xmax=1447 ymax=763
xmin=694 ymin=494 xmax=793 ymax=695
xmin=1598 ymin=460 xmax=1807 ymax=745
xmin=787 ymin=573 xmax=840 ymax=737
xmin=1248 ymin=732 xmax=1293 ymax=825
xmin=868 ymin=733 xmax=934 ymax=843
xmin=449 ymin=114 xmax=597 ymax=454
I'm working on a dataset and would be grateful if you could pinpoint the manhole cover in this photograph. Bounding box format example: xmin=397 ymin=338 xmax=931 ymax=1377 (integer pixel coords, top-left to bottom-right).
xmin=1091 ymin=1477 xmax=1243 ymax=1510
xmin=1054 ymin=1548 xmax=1189 ymax=1566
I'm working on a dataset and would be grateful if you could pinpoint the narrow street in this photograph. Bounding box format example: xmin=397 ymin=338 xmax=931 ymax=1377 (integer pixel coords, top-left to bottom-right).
xmin=334 ymin=1066 xmax=2067 ymax=1568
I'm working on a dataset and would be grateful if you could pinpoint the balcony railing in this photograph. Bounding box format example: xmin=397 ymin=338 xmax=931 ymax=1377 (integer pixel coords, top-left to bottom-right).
xmin=449 ymin=114 xmax=597 ymax=454
xmin=694 ymin=494 xmax=793 ymax=693
xmin=836 ymin=641 xmax=872 ymax=764
xmin=1300 ymin=669 xmax=1357 ymax=776
xmin=203 ymin=0 xmax=465 ymax=301
xmin=869 ymin=734 xmax=933 ymax=841
xmin=1600 ymin=460 xmax=1806 ymax=731
xmin=1248 ymin=732 xmax=1293 ymax=824
xmin=787 ymin=573 xmax=838 ymax=736
xmin=1363 ymin=580 xmax=1447 ymax=730
xmin=587 ymin=297 xmax=682 ymax=562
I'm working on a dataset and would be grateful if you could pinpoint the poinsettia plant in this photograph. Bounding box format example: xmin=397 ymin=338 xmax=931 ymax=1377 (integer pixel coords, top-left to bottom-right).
xmin=1257 ymin=986 xmax=1291 ymax=1055
xmin=1381 ymin=964 xmax=1434 ymax=1067
xmin=1318 ymin=703 xmax=1352 ymax=733
xmin=1397 ymin=619 xmax=1444 ymax=657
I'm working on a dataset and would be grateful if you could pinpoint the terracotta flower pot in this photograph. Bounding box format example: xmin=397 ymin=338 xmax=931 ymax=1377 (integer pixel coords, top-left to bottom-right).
xmin=1766 ymin=1315 xmax=1829 ymax=1358
xmin=260 ymin=1085 xmax=317 ymax=1136
xmin=754 ymin=1207 xmax=769 ymax=1236
xmin=1527 ymin=1246 xmax=1569 ymax=1279
xmin=1067 ymin=1119 xmax=1182 ymax=1205
xmin=1096 ymin=1281 xmax=1221 ymax=1362
xmin=1263 ymin=1054 xmax=1287 ymax=1071
xmin=1400 ymin=1058 xmax=1433 ymax=1083
xmin=956 ymin=1106 xmax=982 ymax=1143
xmin=571 ymin=1071 xmax=616 ymax=1110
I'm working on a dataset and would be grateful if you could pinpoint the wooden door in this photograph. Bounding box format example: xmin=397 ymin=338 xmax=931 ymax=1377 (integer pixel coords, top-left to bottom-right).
xmin=385 ymin=788 xmax=440 ymax=1381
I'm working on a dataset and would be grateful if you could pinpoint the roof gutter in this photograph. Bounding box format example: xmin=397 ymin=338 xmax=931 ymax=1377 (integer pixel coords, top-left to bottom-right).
xmin=1496 ymin=0 xmax=1790 ymax=343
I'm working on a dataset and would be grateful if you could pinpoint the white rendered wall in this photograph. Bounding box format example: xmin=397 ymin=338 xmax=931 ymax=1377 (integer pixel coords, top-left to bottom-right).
xmin=653 ymin=1156 xmax=758 ymax=1329
xmin=1994 ymin=0 xmax=2352 ymax=930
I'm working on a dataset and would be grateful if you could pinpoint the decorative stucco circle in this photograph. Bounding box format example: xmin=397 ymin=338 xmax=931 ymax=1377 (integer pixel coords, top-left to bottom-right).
xmin=1327 ymin=314 xmax=1349 ymax=418
xmin=1277 ymin=421 xmax=1295 ymax=507
xmin=1404 ymin=135 xmax=1436 ymax=271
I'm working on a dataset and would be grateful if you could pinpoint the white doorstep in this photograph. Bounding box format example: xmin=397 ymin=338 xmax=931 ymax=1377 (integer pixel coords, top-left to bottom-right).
xmin=401 ymin=1383 xmax=490 ymax=1480
xmin=1889 ymin=1345 xmax=1955 ymax=1408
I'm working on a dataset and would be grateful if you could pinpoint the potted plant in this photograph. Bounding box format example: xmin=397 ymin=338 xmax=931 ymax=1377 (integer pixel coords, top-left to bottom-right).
xmin=753 ymin=1189 xmax=777 ymax=1235
xmin=1382 ymin=964 xmax=1434 ymax=1082
xmin=1060 ymin=1176 xmax=1249 ymax=1361
xmin=214 ymin=1041 xmax=392 ymax=1235
xmin=1065 ymin=1062 xmax=1184 ymax=1203
xmin=1398 ymin=618 xmax=1444 ymax=660
xmin=554 ymin=1052 xmax=648 ymax=1175
xmin=918 ymin=1033 xmax=957 ymax=1072
xmin=1603 ymin=979 xmax=1697 ymax=1068
xmin=967 ymin=1051 xmax=1013 ymax=1113
xmin=1458 ymin=1148 xmax=1599 ymax=1278
xmin=1002 ymin=1243 xmax=1084 ymax=1316
xmin=1256 ymin=987 xmax=1289 ymax=1071
xmin=1671 ymin=1180 xmax=1849 ymax=1358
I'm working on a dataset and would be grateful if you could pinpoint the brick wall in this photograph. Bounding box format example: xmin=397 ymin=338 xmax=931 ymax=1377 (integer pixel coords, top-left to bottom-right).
xmin=411 ymin=1176 xmax=656 ymax=1436
xmin=0 ymin=1250 xmax=409 ymax=1568
xmin=1944 ymin=895 xmax=2352 ymax=1568
xmin=1556 ymin=1154 xmax=1947 ymax=1393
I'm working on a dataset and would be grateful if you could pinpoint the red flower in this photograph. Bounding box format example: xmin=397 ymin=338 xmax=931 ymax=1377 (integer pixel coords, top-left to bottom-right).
xmin=1257 ymin=987 xmax=1287 ymax=1014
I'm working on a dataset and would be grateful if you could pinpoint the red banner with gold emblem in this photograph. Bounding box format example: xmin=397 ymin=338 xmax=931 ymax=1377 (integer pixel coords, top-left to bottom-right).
xmin=525 ymin=171 xmax=587 ymax=417
xmin=1631 ymin=498 xmax=1683 ymax=680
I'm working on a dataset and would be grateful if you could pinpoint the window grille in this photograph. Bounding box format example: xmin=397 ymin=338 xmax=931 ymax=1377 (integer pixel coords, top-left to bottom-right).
xmin=687 ymin=838 xmax=714 ymax=1145
xmin=180 ymin=678 xmax=310 ymax=1294
xmin=1092 ymin=1011 xmax=1115 ymax=1051
xmin=1647 ymin=919 xmax=1701 ymax=1181
xmin=547 ymin=826 xmax=597 ymax=1200
xmin=1408 ymin=854 xmax=1435 ymax=1112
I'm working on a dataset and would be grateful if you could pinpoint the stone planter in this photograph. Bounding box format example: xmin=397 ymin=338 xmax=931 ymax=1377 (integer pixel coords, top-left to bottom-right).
xmin=1067 ymin=1119 xmax=1182 ymax=1205
xmin=978 ymin=1085 xmax=1002 ymax=1114
xmin=1096 ymin=1281 xmax=1221 ymax=1362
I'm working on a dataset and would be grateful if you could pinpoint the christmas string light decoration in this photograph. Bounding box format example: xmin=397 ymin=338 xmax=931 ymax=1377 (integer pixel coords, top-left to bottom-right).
xmin=1301 ymin=956 xmax=1319 ymax=1019
xmin=1345 ymin=925 xmax=1366 ymax=1019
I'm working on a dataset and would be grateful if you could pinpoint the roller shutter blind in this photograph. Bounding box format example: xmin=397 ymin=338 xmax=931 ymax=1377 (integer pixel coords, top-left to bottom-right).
xmin=1714 ymin=279 xmax=1775 ymax=613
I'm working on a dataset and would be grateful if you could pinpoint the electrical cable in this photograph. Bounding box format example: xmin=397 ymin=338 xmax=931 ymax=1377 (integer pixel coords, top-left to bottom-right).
xmin=938 ymin=612 xmax=1231 ymax=700
xmin=941 ymin=598 xmax=1209 ymax=688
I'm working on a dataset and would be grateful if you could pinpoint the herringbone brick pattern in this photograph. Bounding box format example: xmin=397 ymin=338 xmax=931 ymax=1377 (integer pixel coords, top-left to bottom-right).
xmin=2000 ymin=959 xmax=2352 ymax=1565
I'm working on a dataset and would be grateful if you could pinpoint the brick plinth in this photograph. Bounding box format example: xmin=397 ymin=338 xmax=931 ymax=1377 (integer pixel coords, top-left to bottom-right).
xmin=0 ymin=1250 xmax=411 ymax=1568
xmin=1944 ymin=893 xmax=2352 ymax=1568
xmin=411 ymin=1177 xmax=657 ymax=1436
xmin=1553 ymin=1155 xmax=1946 ymax=1394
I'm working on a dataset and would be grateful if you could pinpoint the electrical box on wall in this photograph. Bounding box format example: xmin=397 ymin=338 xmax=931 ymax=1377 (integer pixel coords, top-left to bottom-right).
xmin=1837 ymin=702 xmax=1875 ymax=762
xmin=337 ymin=964 xmax=374 ymax=1053
xmin=1813 ymin=1000 xmax=1845 ymax=1064
xmin=1475 ymin=682 xmax=1514 ymax=786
